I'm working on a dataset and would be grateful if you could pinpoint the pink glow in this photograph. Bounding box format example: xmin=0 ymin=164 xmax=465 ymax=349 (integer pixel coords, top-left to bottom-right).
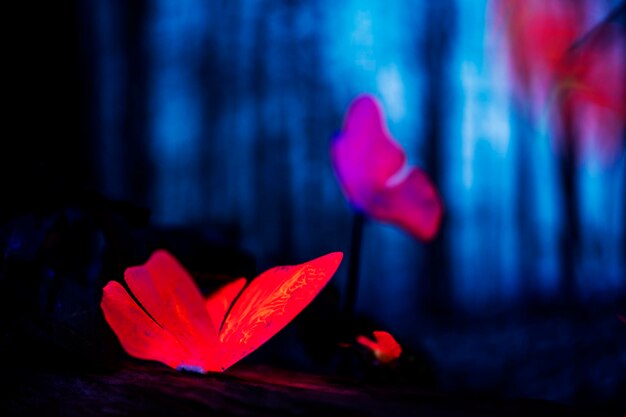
xmin=495 ymin=0 xmax=581 ymax=107
xmin=496 ymin=0 xmax=625 ymax=161
xmin=356 ymin=330 xmax=402 ymax=364
xmin=556 ymin=38 xmax=626 ymax=160
xmin=101 ymin=250 xmax=343 ymax=373
xmin=331 ymin=94 xmax=443 ymax=240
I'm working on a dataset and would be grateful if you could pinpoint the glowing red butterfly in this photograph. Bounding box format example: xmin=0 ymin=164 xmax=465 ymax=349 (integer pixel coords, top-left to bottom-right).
xmin=356 ymin=330 xmax=402 ymax=364
xmin=101 ymin=249 xmax=343 ymax=373
xmin=331 ymin=94 xmax=443 ymax=240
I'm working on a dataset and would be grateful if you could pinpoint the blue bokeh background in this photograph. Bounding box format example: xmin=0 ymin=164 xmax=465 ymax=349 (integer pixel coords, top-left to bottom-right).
xmin=4 ymin=0 xmax=625 ymax=409
xmin=88 ymin=0 xmax=625 ymax=317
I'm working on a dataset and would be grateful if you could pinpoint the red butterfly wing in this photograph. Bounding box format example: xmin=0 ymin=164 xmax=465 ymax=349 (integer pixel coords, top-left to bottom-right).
xmin=101 ymin=281 xmax=188 ymax=369
xmin=331 ymin=94 xmax=406 ymax=212
xmin=216 ymin=252 xmax=343 ymax=371
xmin=123 ymin=250 xmax=218 ymax=371
xmin=205 ymin=278 xmax=247 ymax=330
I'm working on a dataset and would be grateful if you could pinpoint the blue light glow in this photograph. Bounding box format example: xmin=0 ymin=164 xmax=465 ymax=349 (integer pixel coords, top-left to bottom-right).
xmin=91 ymin=0 xmax=625 ymax=337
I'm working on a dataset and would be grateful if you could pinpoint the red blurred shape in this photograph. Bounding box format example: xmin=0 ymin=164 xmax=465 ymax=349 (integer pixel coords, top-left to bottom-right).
xmin=101 ymin=249 xmax=343 ymax=373
xmin=331 ymin=94 xmax=443 ymax=240
xmin=497 ymin=0 xmax=581 ymax=103
xmin=356 ymin=330 xmax=402 ymax=364
xmin=496 ymin=0 xmax=626 ymax=161
xmin=558 ymin=27 xmax=626 ymax=159
xmin=619 ymin=314 xmax=626 ymax=325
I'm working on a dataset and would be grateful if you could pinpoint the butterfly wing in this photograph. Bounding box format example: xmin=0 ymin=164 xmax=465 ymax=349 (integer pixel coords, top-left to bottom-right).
xmin=123 ymin=250 xmax=219 ymax=371
xmin=371 ymin=167 xmax=443 ymax=241
xmin=216 ymin=252 xmax=343 ymax=371
xmin=331 ymin=94 xmax=406 ymax=212
xmin=205 ymin=278 xmax=247 ymax=330
xmin=331 ymin=94 xmax=443 ymax=240
xmin=101 ymin=281 xmax=188 ymax=369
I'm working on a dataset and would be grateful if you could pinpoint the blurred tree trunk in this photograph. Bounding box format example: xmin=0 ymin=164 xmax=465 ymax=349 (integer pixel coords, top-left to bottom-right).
xmin=87 ymin=0 xmax=149 ymax=206
xmin=251 ymin=4 xmax=294 ymax=266
xmin=515 ymin=106 xmax=534 ymax=304
xmin=557 ymin=108 xmax=580 ymax=304
xmin=419 ymin=1 xmax=455 ymax=318
xmin=122 ymin=1 xmax=150 ymax=204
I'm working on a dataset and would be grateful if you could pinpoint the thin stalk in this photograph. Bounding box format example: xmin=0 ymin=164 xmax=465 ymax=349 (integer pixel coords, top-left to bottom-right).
xmin=342 ymin=211 xmax=365 ymax=332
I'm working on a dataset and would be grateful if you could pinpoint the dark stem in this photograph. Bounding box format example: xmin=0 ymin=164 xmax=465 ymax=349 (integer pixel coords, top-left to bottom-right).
xmin=342 ymin=211 xmax=365 ymax=333
xmin=419 ymin=0 xmax=454 ymax=318
xmin=557 ymin=110 xmax=580 ymax=305
xmin=516 ymin=103 xmax=534 ymax=303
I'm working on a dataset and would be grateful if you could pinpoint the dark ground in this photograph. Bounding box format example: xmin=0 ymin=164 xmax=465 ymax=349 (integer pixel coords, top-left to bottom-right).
xmin=1 ymin=304 xmax=624 ymax=417
xmin=0 ymin=360 xmax=614 ymax=417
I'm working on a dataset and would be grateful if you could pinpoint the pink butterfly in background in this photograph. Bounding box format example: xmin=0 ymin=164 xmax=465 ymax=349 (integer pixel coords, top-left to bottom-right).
xmin=556 ymin=27 xmax=626 ymax=160
xmin=495 ymin=0 xmax=582 ymax=109
xmin=101 ymin=249 xmax=343 ymax=373
xmin=356 ymin=330 xmax=402 ymax=364
xmin=331 ymin=94 xmax=443 ymax=241
xmin=495 ymin=0 xmax=626 ymax=161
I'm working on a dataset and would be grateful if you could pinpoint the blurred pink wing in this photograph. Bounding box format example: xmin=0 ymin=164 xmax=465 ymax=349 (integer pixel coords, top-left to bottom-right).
xmin=101 ymin=281 xmax=188 ymax=369
xmin=217 ymin=252 xmax=343 ymax=371
xmin=497 ymin=0 xmax=580 ymax=102
xmin=331 ymin=94 xmax=406 ymax=211
xmin=564 ymin=35 xmax=626 ymax=159
xmin=123 ymin=250 xmax=219 ymax=371
xmin=332 ymin=94 xmax=443 ymax=240
xmin=371 ymin=167 xmax=443 ymax=240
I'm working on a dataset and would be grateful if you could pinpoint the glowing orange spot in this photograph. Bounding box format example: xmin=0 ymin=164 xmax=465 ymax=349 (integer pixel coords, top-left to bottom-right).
xmin=356 ymin=330 xmax=402 ymax=364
